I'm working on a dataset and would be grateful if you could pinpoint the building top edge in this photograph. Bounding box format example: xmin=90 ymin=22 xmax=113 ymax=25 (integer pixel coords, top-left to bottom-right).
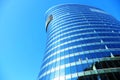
xmin=45 ymin=3 xmax=102 ymax=15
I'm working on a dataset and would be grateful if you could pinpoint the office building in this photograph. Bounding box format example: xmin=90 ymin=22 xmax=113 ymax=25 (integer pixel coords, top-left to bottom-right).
xmin=38 ymin=4 xmax=120 ymax=80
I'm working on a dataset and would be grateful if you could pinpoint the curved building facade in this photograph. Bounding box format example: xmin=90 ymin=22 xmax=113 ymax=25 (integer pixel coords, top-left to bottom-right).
xmin=38 ymin=4 xmax=120 ymax=80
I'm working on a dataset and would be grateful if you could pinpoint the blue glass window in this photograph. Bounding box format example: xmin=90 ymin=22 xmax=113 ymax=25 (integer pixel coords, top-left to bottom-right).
xmin=107 ymin=44 xmax=120 ymax=48
xmin=65 ymin=67 xmax=71 ymax=75
xmin=69 ymin=56 xmax=75 ymax=63
xmin=71 ymin=66 xmax=77 ymax=73
xmin=77 ymin=64 xmax=84 ymax=72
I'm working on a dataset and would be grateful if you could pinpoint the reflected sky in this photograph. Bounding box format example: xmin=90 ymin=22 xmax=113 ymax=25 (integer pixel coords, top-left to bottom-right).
xmin=0 ymin=0 xmax=120 ymax=80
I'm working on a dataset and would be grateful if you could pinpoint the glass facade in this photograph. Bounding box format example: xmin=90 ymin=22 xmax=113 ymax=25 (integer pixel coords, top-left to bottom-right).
xmin=38 ymin=4 xmax=120 ymax=80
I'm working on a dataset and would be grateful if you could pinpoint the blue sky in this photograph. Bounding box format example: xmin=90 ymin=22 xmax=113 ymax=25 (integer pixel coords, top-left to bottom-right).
xmin=0 ymin=0 xmax=120 ymax=80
